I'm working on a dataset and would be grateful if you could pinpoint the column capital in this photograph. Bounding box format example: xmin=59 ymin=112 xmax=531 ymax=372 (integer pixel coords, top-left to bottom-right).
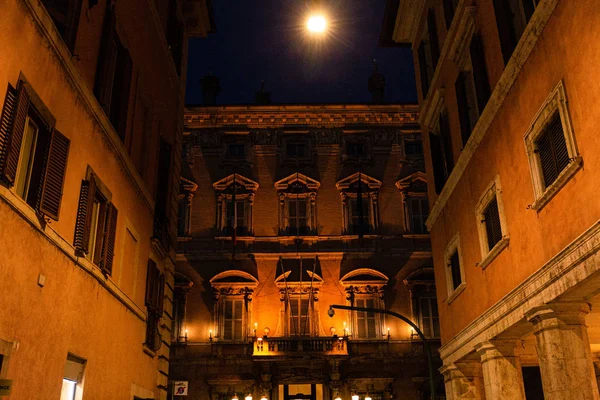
xmin=525 ymin=302 xmax=590 ymax=333
xmin=475 ymin=338 xmax=520 ymax=360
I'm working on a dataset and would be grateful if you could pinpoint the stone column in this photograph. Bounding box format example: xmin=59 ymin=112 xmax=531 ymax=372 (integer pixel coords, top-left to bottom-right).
xmin=594 ymin=358 xmax=600 ymax=395
xmin=475 ymin=339 xmax=525 ymax=400
xmin=526 ymin=303 xmax=599 ymax=400
xmin=439 ymin=361 xmax=485 ymax=400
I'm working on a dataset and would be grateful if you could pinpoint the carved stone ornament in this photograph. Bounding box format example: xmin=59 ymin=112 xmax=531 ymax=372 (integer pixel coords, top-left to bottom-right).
xmin=314 ymin=130 xmax=340 ymax=145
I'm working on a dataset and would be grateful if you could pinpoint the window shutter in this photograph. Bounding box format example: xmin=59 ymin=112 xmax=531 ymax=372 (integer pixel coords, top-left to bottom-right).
xmin=484 ymin=197 xmax=502 ymax=250
xmin=158 ymin=272 xmax=165 ymax=315
xmin=537 ymin=113 xmax=568 ymax=189
xmin=1 ymin=84 xmax=30 ymax=185
xmin=549 ymin=114 xmax=570 ymax=174
xmin=0 ymin=84 xmax=17 ymax=180
xmin=39 ymin=129 xmax=70 ymax=220
xmin=73 ymin=178 xmax=96 ymax=254
xmin=470 ymin=33 xmax=491 ymax=114
xmin=93 ymin=3 xmax=117 ymax=110
xmin=100 ymin=202 xmax=118 ymax=275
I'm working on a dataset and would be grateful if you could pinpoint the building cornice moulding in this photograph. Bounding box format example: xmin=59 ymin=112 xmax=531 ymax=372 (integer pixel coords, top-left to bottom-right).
xmin=426 ymin=0 xmax=561 ymax=231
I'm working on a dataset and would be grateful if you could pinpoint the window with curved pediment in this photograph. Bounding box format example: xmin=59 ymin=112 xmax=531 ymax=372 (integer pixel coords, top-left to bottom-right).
xmin=340 ymin=268 xmax=388 ymax=340
xmin=336 ymin=173 xmax=382 ymax=236
xmin=275 ymin=257 xmax=323 ymax=336
xmin=275 ymin=173 xmax=320 ymax=236
xmin=213 ymin=174 xmax=259 ymax=237
xmin=210 ymin=270 xmax=258 ymax=342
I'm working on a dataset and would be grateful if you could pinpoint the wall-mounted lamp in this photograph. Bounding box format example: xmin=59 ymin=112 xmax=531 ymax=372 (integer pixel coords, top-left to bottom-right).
xmin=254 ymin=322 xmax=258 ymax=337
xmin=334 ymin=392 xmax=342 ymax=400
xmin=343 ymin=321 xmax=347 ymax=337
xmin=260 ymin=396 xmax=268 ymax=400
xmin=365 ymin=395 xmax=372 ymax=400
xmin=209 ymin=329 xmax=213 ymax=342
xmin=232 ymin=394 xmax=239 ymax=400
xmin=351 ymin=394 xmax=359 ymax=400
xmin=387 ymin=327 xmax=391 ymax=340
xmin=245 ymin=393 xmax=253 ymax=400
xmin=263 ymin=327 xmax=270 ymax=338
xmin=410 ymin=328 xmax=419 ymax=340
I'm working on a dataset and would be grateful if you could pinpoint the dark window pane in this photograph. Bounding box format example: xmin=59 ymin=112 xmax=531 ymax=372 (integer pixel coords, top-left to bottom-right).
xmin=484 ymin=197 xmax=502 ymax=250
xmin=429 ymin=132 xmax=447 ymax=193
xmin=427 ymin=9 xmax=440 ymax=69
xmin=405 ymin=140 xmax=423 ymax=155
xmin=536 ymin=113 xmax=569 ymax=189
xmin=418 ymin=42 xmax=430 ymax=97
xmin=450 ymin=251 xmax=462 ymax=290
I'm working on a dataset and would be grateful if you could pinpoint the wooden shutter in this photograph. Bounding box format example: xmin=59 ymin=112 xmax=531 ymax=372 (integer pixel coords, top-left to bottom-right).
xmin=470 ymin=33 xmax=491 ymax=114
xmin=0 ymin=84 xmax=17 ymax=180
xmin=484 ymin=197 xmax=502 ymax=250
xmin=100 ymin=202 xmax=118 ymax=275
xmin=39 ymin=129 xmax=70 ymax=220
xmin=93 ymin=3 xmax=117 ymax=110
xmin=537 ymin=113 xmax=569 ymax=188
xmin=73 ymin=177 xmax=96 ymax=254
xmin=427 ymin=9 xmax=440 ymax=69
xmin=1 ymin=84 xmax=30 ymax=185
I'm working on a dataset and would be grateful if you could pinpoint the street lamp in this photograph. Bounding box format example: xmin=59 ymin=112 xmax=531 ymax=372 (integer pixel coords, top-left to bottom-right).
xmin=329 ymin=304 xmax=437 ymax=400
xmin=307 ymin=14 xmax=327 ymax=33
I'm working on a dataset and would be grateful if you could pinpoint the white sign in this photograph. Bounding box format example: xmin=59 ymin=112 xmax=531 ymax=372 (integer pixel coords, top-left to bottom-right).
xmin=173 ymin=381 xmax=188 ymax=396
xmin=0 ymin=379 xmax=12 ymax=396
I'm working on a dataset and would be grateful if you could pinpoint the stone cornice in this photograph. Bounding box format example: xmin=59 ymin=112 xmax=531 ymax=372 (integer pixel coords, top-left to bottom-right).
xmin=184 ymin=104 xmax=419 ymax=129
xmin=426 ymin=0 xmax=561 ymax=231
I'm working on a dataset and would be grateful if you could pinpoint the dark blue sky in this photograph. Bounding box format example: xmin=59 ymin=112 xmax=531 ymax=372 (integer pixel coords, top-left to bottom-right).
xmin=185 ymin=0 xmax=417 ymax=105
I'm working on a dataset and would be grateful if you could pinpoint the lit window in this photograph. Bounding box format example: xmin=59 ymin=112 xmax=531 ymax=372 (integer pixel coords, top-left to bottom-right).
xmin=289 ymin=297 xmax=311 ymax=336
xmin=223 ymin=299 xmax=244 ymax=340
xmin=355 ymin=298 xmax=377 ymax=339
xmin=61 ymin=354 xmax=85 ymax=400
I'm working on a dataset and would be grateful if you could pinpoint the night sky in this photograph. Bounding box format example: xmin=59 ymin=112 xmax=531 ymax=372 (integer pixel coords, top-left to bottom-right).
xmin=185 ymin=0 xmax=417 ymax=105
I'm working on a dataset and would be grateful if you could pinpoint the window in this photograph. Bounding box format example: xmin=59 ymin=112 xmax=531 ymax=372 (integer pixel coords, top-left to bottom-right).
xmin=289 ymin=297 xmax=311 ymax=336
xmin=455 ymin=71 xmax=479 ymax=145
xmin=0 ymin=82 xmax=70 ymax=220
xmin=443 ymin=0 xmax=459 ymax=29
xmin=494 ymin=0 xmax=538 ymax=64
xmin=227 ymin=143 xmax=246 ymax=158
xmin=408 ymin=197 xmax=429 ymax=234
xmin=443 ymin=233 xmax=465 ymax=302
xmin=337 ymin=173 xmax=381 ymax=236
xmin=523 ymin=81 xmax=581 ymax=211
xmin=73 ymin=173 xmax=118 ymax=274
xmin=404 ymin=140 xmax=423 ymax=156
xmin=349 ymin=197 xmax=370 ymax=235
xmin=276 ymin=174 xmax=319 ymax=236
xmin=154 ymin=137 xmax=173 ymax=250
xmin=177 ymin=197 xmax=191 ymax=237
xmin=94 ymin=4 xmax=133 ymax=142
xmin=167 ymin=0 xmax=184 ymax=75
xmin=355 ymin=298 xmax=377 ymax=339
xmin=475 ymin=176 xmax=509 ymax=269
xmin=418 ymin=297 xmax=440 ymax=338
xmin=418 ymin=42 xmax=430 ymax=98
xmin=61 ymin=354 xmax=85 ymax=400
xmin=427 ymin=9 xmax=440 ymax=71
xmin=287 ymin=142 xmax=307 ymax=158
xmin=144 ymin=259 xmax=165 ymax=351
xmin=470 ymin=33 xmax=491 ymax=114
xmin=429 ymin=110 xmax=453 ymax=194
xmin=42 ymin=0 xmax=83 ymax=52
xmin=223 ymin=299 xmax=244 ymax=340
xmin=214 ymin=174 xmax=258 ymax=238
xmin=346 ymin=141 xmax=365 ymax=158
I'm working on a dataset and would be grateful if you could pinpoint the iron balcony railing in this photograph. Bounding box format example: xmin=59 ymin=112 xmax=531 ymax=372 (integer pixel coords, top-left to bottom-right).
xmin=253 ymin=336 xmax=348 ymax=356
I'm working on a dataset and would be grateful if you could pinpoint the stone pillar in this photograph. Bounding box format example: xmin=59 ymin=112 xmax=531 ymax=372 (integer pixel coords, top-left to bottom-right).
xmin=594 ymin=358 xmax=600 ymax=395
xmin=526 ymin=303 xmax=599 ymax=400
xmin=439 ymin=361 xmax=485 ymax=400
xmin=475 ymin=340 xmax=525 ymax=400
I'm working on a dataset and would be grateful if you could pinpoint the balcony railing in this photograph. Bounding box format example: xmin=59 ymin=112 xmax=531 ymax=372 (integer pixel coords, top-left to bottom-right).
xmin=253 ymin=337 xmax=348 ymax=356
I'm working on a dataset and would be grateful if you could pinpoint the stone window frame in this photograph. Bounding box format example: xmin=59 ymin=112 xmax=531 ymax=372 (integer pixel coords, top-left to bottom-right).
xmin=209 ymin=270 xmax=258 ymax=342
xmin=443 ymin=232 xmax=466 ymax=304
xmin=213 ymin=174 xmax=259 ymax=237
xmin=523 ymin=80 xmax=582 ymax=211
xmin=274 ymin=173 xmax=320 ymax=236
xmin=177 ymin=177 xmax=197 ymax=239
xmin=396 ymin=172 xmax=429 ymax=237
xmin=221 ymin=132 xmax=253 ymax=167
xmin=336 ymin=172 xmax=382 ymax=236
xmin=340 ymin=268 xmax=388 ymax=341
xmin=280 ymin=133 xmax=314 ymax=166
xmin=275 ymin=266 xmax=323 ymax=337
xmin=474 ymin=175 xmax=510 ymax=270
xmin=341 ymin=131 xmax=372 ymax=163
xmin=403 ymin=267 xmax=439 ymax=339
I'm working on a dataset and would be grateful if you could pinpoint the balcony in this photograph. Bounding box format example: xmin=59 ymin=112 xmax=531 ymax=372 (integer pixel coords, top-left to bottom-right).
xmin=253 ymin=337 xmax=348 ymax=356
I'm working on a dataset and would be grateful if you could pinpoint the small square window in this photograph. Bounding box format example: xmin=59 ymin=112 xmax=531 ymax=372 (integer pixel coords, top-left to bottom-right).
xmin=227 ymin=143 xmax=246 ymax=158
xmin=346 ymin=142 xmax=365 ymax=157
xmin=404 ymin=140 xmax=423 ymax=156
xmin=524 ymin=81 xmax=581 ymax=211
xmin=287 ymin=142 xmax=307 ymax=158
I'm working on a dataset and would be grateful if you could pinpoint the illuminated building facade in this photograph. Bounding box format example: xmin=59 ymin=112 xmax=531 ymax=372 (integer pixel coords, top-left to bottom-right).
xmin=171 ymin=104 xmax=445 ymax=400
xmin=0 ymin=0 xmax=213 ymax=398
xmin=382 ymin=0 xmax=600 ymax=399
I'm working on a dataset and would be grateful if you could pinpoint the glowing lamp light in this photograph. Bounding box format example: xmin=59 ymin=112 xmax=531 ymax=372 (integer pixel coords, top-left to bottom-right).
xmin=334 ymin=393 xmax=342 ymax=400
xmin=232 ymin=394 xmax=239 ymax=400
xmin=352 ymin=395 xmax=359 ymax=400
xmin=261 ymin=396 xmax=268 ymax=400
xmin=307 ymin=14 xmax=327 ymax=33
xmin=245 ymin=394 xmax=253 ymax=400
xmin=365 ymin=396 xmax=372 ymax=400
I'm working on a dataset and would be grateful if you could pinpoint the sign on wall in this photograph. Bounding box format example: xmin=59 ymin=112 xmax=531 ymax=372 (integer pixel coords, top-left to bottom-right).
xmin=0 ymin=379 xmax=12 ymax=396
xmin=173 ymin=381 xmax=188 ymax=396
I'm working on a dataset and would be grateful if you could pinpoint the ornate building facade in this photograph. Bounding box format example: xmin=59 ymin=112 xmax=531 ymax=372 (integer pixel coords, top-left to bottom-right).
xmin=0 ymin=0 xmax=213 ymax=398
xmin=171 ymin=104 xmax=445 ymax=399
xmin=382 ymin=0 xmax=600 ymax=399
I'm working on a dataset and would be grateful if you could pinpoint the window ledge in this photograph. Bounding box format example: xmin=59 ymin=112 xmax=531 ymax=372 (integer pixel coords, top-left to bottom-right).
xmin=446 ymin=282 xmax=466 ymax=305
xmin=531 ymin=157 xmax=583 ymax=212
xmin=142 ymin=345 xmax=156 ymax=358
xmin=477 ymin=236 xmax=510 ymax=270
xmin=214 ymin=236 xmax=255 ymax=241
xmin=177 ymin=236 xmax=193 ymax=242
xmin=402 ymin=234 xmax=430 ymax=239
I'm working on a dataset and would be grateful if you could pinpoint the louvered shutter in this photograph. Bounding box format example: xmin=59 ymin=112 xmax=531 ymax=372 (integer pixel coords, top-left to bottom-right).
xmin=100 ymin=202 xmax=118 ymax=275
xmin=537 ymin=113 xmax=568 ymax=189
xmin=1 ymin=84 xmax=30 ymax=185
xmin=470 ymin=33 xmax=491 ymax=114
xmin=0 ymin=84 xmax=17 ymax=180
xmin=550 ymin=114 xmax=570 ymax=174
xmin=39 ymin=129 xmax=70 ymax=220
xmin=73 ymin=178 xmax=96 ymax=254
xmin=94 ymin=3 xmax=117 ymax=111
xmin=484 ymin=197 xmax=502 ymax=250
